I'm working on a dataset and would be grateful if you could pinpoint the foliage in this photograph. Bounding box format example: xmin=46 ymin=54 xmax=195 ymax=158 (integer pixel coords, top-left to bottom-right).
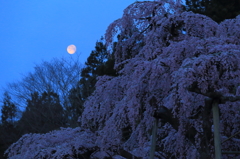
xmin=66 ymin=85 xmax=85 ymax=127
xmin=185 ymin=0 xmax=240 ymax=23
xmin=1 ymin=92 xmax=17 ymax=126
xmin=0 ymin=92 xmax=19 ymax=159
xmin=5 ymin=0 xmax=240 ymax=158
xmin=79 ymin=38 xmax=117 ymax=100
xmin=17 ymin=91 xmax=66 ymax=134
xmin=79 ymin=39 xmax=108 ymax=100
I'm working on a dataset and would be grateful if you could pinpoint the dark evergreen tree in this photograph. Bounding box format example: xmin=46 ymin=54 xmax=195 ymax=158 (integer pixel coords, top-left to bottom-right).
xmin=1 ymin=92 xmax=17 ymax=126
xmin=17 ymin=91 xmax=66 ymax=134
xmin=185 ymin=0 xmax=240 ymax=23
xmin=96 ymin=42 xmax=117 ymax=76
xmin=0 ymin=92 xmax=18 ymax=159
xmin=80 ymin=39 xmax=108 ymax=100
xmin=79 ymin=39 xmax=117 ymax=99
xmin=66 ymin=86 xmax=84 ymax=127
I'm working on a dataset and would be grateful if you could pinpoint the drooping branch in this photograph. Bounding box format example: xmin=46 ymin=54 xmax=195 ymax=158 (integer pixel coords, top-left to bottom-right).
xmin=151 ymin=95 xmax=200 ymax=147
xmin=154 ymin=106 xmax=198 ymax=145
xmin=153 ymin=106 xmax=179 ymax=130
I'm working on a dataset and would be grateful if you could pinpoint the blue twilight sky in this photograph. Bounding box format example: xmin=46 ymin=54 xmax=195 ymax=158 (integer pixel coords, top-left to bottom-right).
xmin=0 ymin=0 xmax=138 ymax=96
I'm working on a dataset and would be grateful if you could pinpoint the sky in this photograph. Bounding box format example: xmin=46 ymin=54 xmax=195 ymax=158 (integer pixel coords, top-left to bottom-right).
xmin=0 ymin=0 xmax=138 ymax=97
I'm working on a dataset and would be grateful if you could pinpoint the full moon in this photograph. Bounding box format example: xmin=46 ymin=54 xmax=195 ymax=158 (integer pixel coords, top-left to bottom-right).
xmin=67 ymin=44 xmax=76 ymax=54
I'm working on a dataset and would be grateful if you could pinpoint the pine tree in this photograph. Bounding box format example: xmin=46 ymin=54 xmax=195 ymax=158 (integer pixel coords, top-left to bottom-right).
xmin=96 ymin=42 xmax=117 ymax=76
xmin=80 ymin=39 xmax=108 ymax=100
xmin=0 ymin=92 xmax=18 ymax=159
xmin=67 ymin=40 xmax=109 ymax=126
xmin=1 ymin=92 xmax=17 ymax=126
xmin=66 ymin=86 xmax=84 ymax=127
xmin=18 ymin=91 xmax=66 ymax=134
xmin=80 ymin=39 xmax=117 ymax=95
xmin=185 ymin=0 xmax=240 ymax=23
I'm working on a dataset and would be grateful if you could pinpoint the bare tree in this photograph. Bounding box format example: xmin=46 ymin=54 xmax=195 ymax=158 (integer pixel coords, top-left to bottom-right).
xmin=5 ymin=55 xmax=83 ymax=109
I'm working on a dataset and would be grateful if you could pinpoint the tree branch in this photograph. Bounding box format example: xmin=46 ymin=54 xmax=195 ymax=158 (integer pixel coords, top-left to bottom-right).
xmin=118 ymin=148 xmax=142 ymax=159
xmin=187 ymin=82 xmax=240 ymax=104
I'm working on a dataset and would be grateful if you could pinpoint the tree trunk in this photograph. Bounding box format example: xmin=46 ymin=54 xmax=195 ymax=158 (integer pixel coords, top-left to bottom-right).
xmin=149 ymin=118 xmax=158 ymax=159
xmin=212 ymin=100 xmax=222 ymax=159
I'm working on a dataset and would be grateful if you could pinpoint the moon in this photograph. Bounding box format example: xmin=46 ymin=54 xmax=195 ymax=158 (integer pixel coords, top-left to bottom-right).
xmin=67 ymin=44 xmax=76 ymax=54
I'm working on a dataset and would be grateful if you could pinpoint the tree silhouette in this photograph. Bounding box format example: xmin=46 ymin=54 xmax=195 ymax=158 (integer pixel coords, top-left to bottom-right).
xmin=185 ymin=0 xmax=240 ymax=23
xmin=1 ymin=92 xmax=17 ymax=126
xmin=17 ymin=91 xmax=66 ymax=134
xmin=6 ymin=57 xmax=82 ymax=110
xmin=0 ymin=92 xmax=18 ymax=159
